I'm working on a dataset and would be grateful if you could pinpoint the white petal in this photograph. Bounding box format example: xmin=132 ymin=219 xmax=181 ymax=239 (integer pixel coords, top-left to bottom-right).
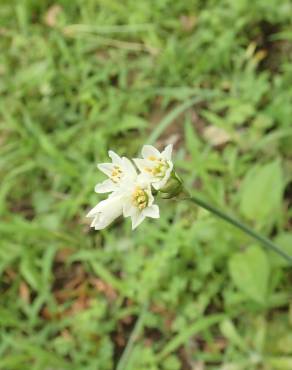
xmin=91 ymin=214 xmax=115 ymax=230
xmin=123 ymin=198 xmax=135 ymax=217
xmin=91 ymin=216 xmax=99 ymax=227
xmin=137 ymin=173 xmax=152 ymax=185
xmin=86 ymin=202 xmax=103 ymax=218
xmin=87 ymin=195 xmax=123 ymax=225
xmin=145 ymin=186 xmax=154 ymax=206
xmin=141 ymin=145 xmax=161 ymax=159
xmin=95 ymin=179 xmax=116 ymax=193
xmin=152 ymin=163 xmax=173 ymax=190
xmin=108 ymin=189 xmax=124 ymax=198
xmin=108 ymin=150 xmax=123 ymax=165
xmin=135 ymin=173 xmax=154 ymax=190
xmin=143 ymin=205 xmax=160 ymax=219
xmin=131 ymin=210 xmax=145 ymax=230
xmin=122 ymin=157 xmax=137 ymax=178
xmin=161 ymin=144 xmax=173 ymax=160
xmin=92 ymin=216 xmax=111 ymax=230
xmin=94 ymin=215 xmax=116 ymax=230
xmin=87 ymin=198 xmax=111 ymax=218
xmin=133 ymin=158 xmax=151 ymax=173
xmin=98 ymin=163 xmax=114 ymax=177
xmin=153 ymin=179 xmax=166 ymax=190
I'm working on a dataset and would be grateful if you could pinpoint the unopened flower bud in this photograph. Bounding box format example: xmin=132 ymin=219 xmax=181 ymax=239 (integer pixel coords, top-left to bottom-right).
xmin=159 ymin=172 xmax=183 ymax=199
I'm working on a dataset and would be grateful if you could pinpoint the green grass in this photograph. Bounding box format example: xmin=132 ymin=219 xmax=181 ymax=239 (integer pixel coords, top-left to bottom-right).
xmin=1 ymin=0 xmax=292 ymax=369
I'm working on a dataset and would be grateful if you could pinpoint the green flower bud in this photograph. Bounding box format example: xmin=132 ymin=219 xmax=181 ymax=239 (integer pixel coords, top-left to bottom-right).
xmin=158 ymin=172 xmax=183 ymax=199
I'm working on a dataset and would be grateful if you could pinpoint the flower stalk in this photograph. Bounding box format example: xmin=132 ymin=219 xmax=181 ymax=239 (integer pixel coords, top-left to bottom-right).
xmin=183 ymin=192 xmax=292 ymax=264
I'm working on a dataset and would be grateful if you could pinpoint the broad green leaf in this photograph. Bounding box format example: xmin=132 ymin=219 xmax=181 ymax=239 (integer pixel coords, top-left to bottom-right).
xmin=229 ymin=245 xmax=270 ymax=304
xmin=239 ymin=160 xmax=283 ymax=222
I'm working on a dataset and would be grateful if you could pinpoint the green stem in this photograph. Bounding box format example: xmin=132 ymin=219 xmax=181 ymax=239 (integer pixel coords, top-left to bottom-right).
xmin=185 ymin=193 xmax=292 ymax=264
xmin=116 ymin=302 xmax=148 ymax=370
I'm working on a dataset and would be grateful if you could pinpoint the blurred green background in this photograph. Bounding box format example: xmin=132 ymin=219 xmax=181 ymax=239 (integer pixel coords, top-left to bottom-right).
xmin=1 ymin=0 xmax=292 ymax=369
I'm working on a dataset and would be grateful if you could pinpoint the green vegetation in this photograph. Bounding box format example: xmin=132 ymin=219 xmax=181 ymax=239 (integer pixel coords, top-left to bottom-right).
xmin=1 ymin=0 xmax=292 ymax=369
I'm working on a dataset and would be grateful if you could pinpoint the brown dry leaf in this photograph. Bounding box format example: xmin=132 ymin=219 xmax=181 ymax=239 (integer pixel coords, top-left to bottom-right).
xmin=180 ymin=15 xmax=197 ymax=32
xmin=55 ymin=248 xmax=74 ymax=263
xmin=41 ymin=305 xmax=64 ymax=320
xmin=115 ymin=333 xmax=126 ymax=347
xmin=44 ymin=4 xmax=62 ymax=28
xmin=56 ymin=291 xmax=90 ymax=318
xmin=69 ymin=294 xmax=90 ymax=315
xmin=54 ymin=288 xmax=78 ymax=303
xmin=144 ymin=338 xmax=153 ymax=347
xmin=5 ymin=268 xmax=17 ymax=280
xmin=90 ymin=278 xmax=118 ymax=301
xmin=64 ymin=265 xmax=86 ymax=289
xmin=192 ymin=361 xmax=205 ymax=370
xmin=204 ymin=337 xmax=227 ymax=353
xmin=163 ymin=316 xmax=173 ymax=331
xmin=42 ymin=294 xmax=90 ymax=320
xmin=61 ymin=329 xmax=72 ymax=340
xmin=54 ymin=279 xmax=88 ymax=303
xmin=120 ymin=315 xmax=133 ymax=325
xmin=151 ymin=303 xmax=166 ymax=314
xmin=190 ymin=109 xmax=207 ymax=136
xmin=0 ymin=28 xmax=9 ymax=36
xmin=19 ymin=281 xmax=30 ymax=304
xmin=203 ymin=126 xmax=231 ymax=147
xmin=41 ymin=306 xmax=51 ymax=320
xmin=150 ymin=303 xmax=174 ymax=331
xmin=41 ymin=306 xmax=55 ymax=320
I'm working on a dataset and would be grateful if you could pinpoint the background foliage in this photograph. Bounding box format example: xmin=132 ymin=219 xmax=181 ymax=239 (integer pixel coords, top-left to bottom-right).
xmin=1 ymin=0 xmax=292 ymax=369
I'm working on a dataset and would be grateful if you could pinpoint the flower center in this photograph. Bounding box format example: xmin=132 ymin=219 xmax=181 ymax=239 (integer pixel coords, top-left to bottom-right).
xmin=145 ymin=158 xmax=168 ymax=179
xmin=132 ymin=187 xmax=148 ymax=210
xmin=111 ymin=165 xmax=122 ymax=183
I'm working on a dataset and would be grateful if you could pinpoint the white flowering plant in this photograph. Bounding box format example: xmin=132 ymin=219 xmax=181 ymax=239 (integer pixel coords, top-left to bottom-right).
xmin=87 ymin=145 xmax=173 ymax=230
xmin=87 ymin=144 xmax=292 ymax=263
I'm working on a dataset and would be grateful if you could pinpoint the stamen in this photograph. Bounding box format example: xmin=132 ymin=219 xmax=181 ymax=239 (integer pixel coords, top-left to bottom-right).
xmin=132 ymin=187 xmax=148 ymax=210
xmin=111 ymin=165 xmax=122 ymax=183
xmin=151 ymin=159 xmax=168 ymax=178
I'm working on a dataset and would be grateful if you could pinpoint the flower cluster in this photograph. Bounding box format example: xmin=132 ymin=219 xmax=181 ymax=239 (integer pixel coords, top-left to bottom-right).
xmin=87 ymin=144 xmax=176 ymax=230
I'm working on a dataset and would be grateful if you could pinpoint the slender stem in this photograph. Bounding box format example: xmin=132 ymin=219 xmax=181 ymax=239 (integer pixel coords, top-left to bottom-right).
xmin=116 ymin=302 xmax=148 ymax=370
xmin=185 ymin=193 xmax=292 ymax=264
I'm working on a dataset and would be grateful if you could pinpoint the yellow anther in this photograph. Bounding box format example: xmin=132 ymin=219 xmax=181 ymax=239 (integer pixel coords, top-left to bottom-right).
xmin=137 ymin=195 xmax=146 ymax=203
xmin=132 ymin=187 xmax=148 ymax=210
xmin=138 ymin=202 xmax=146 ymax=210
xmin=111 ymin=165 xmax=123 ymax=182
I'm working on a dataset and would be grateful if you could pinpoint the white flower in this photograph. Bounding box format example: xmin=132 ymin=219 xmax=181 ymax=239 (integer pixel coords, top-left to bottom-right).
xmin=133 ymin=144 xmax=173 ymax=190
xmin=87 ymin=147 xmax=165 ymax=230
xmin=120 ymin=176 xmax=160 ymax=229
xmin=95 ymin=150 xmax=137 ymax=193
xmin=86 ymin=193 xmax=124 ymax=230
xmin=87 ymin=175 xmax=159 ymax=230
